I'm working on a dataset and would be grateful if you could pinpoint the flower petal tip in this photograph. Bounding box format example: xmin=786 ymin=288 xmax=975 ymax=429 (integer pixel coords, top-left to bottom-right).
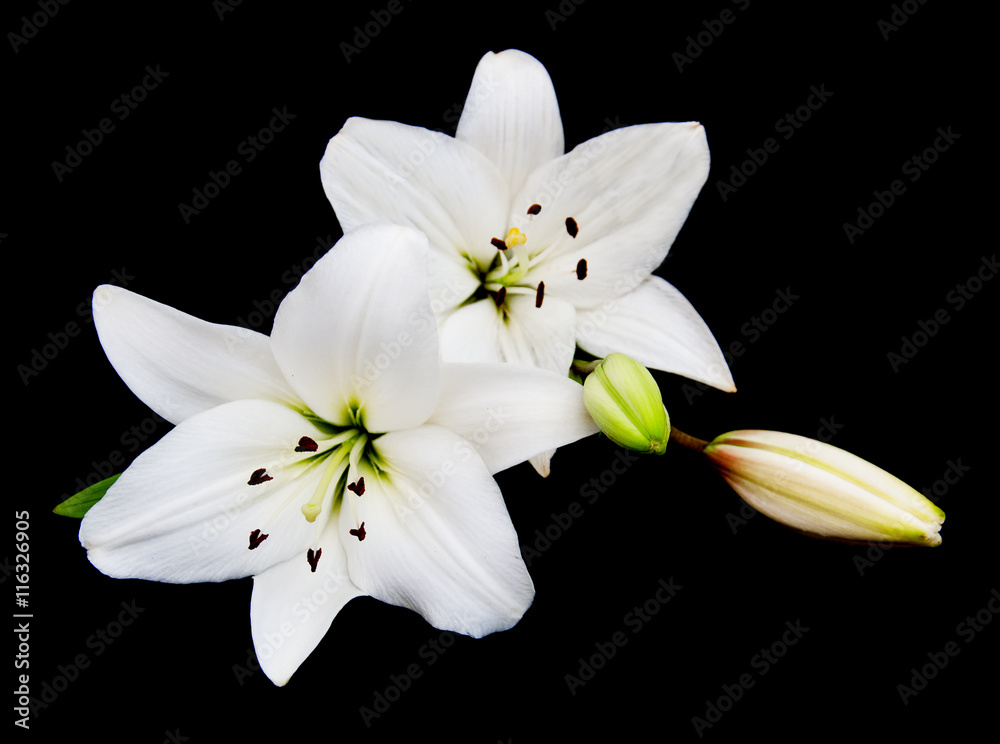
xmin=529 ymin=450 xmax=553 ymax=477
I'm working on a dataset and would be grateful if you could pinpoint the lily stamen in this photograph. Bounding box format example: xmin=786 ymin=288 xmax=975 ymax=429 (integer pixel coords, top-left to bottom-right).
xmin=349 ymin=522 xmax=367 ymax=541
xmin=294 ymin=436 xmax=319 ymax=452
xmin=248 ymin=468 xmax=273 ymax=485
xmin=348 ymin=434 xmax=368 ymax=471
xmin=306 ymin=548 xmax=322 ymax=572
xmin=346 ymin=435 xmax=368 ymax=492
xmin=496 ymin=246 xmax=511 ymax=274
xmin=248 ymin=529 xmax=269 ymax=550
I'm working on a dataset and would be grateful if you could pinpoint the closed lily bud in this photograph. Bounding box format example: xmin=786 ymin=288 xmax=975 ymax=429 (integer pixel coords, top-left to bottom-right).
xmin=704 ymin=430 xmax=945 ymax=546
xmin=582 ymin=353 xmax=669 ymax=455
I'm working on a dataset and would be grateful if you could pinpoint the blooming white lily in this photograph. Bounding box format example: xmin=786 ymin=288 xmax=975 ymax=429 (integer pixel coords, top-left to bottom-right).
xmin=79 ymin=224 xmax=597 ymax=685
xmin=320 ymin=49 xmax=734 ymax=473
xmin=703 ymin=430 xmax=946 ymax=546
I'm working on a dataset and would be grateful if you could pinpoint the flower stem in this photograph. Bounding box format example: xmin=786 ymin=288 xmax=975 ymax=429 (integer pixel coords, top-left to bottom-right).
xmin=571 ymin=358 xmax=602 ymax=377
xmin=669 ymin=426 xmax=709 ymax=453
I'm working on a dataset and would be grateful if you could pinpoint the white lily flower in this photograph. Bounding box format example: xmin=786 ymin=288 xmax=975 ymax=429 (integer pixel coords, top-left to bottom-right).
xmin=703 ymin=430 xmax=946 ymax=546
xmin=79 ymin=224 xmax=597 ymax=686
xmin=320 ymin=49 xmax=734 ymax=473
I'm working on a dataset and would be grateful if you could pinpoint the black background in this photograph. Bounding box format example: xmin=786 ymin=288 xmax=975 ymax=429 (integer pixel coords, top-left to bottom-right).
xmin=8 ymin=1 xmax=994 ymax=741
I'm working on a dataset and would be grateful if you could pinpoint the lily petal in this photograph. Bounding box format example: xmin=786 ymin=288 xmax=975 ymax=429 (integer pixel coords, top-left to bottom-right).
xmin=456 ymin=49 xmax=564 ymax=195
xmin=436 ymin=300 xmax=582 ymax=474
xmin=320 ymin=117 xmax=510 ymax=273
xmin=438 ymin=294 xmax=577 ymax=376
xmin=516 ymin=122 xmax=711 ymax=308
xmin=340 ymin=426 xmax=534 ymax=638
xmin=527 ymin=451 xmax=556 ymax=478
xmin=576 ymin=276 xmax=735 ymax=392
xmin=80 ymin=400 xmax=326 ymax=583
xmin=270 ymin=224 xmax=440 ymax=433
xmin=436 ymin=296 xmax=501 ymax=358
xmin=427 ymin=362 xmax=598 ymax=475
xmin=250 ymin=527 xmax=364 ymax=686
xmin=92 ymin=285 xmax=299 ymax=425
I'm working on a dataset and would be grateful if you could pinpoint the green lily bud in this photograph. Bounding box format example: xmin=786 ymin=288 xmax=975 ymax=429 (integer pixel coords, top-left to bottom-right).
xmin=582 ymin=353 xmax=669 ymax=455
xmin=704 ymin=430 xmax=945 ymax=546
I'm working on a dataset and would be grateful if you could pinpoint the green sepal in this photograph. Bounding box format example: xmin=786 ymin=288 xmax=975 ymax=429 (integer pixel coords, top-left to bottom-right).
xmin=53 ymin=473 xmax=121 ymax=518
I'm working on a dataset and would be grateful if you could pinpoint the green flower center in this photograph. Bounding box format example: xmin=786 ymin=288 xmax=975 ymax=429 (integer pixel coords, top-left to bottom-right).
xmin=243 ymin=410 xmax=386 ymax=572
xmin=461 ymin=205 xmax=585 ymax=311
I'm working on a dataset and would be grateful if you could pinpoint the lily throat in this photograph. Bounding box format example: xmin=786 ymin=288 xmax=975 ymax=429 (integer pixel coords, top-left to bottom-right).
xmin=244 ymin=420 xmax=376 ymax=572
xmin=471 ymin=204 xmax=584 ymax=310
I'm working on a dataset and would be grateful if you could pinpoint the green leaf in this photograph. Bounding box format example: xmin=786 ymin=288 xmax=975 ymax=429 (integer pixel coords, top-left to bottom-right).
xmin=53 ymin=473 xmax=121 ymax=518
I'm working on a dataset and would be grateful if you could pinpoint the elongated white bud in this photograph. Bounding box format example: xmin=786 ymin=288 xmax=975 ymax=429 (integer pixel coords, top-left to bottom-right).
xmin=704 ymin=430 xmax=945 ymax=546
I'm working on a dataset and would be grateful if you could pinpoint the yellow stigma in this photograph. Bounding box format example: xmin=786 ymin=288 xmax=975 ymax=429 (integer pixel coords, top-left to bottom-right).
xmin=301 ymin=501 xmax=322 ymax=523
xmin=504 ymin=227 xmax=527 ymax=248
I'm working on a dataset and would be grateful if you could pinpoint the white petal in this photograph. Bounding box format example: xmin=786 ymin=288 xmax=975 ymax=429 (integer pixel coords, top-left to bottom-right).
xmin=515 ymin=122 xmax=711 ymax=307
xmin=436 ymin=298 xmax=502 ymax=364
xmin=427 ymin=362 xmax=598 ymax=475
xmin=438 ymin=294 xmax=577 ymax=376
xmin=270 ymin=225 xmax=440 ymax=433
xmin=576 ymin=276 xmax=735 ymax=392
xmin=528 ymin=451 xmax=555 ymax=478
xmin=320 ymin=117 xmax=510 ymax=272
xmin=79 ymin=400 xmax=327 ymax=583
xmin=456 ymin=49 xmax=564 ymax=195
xmin=428 ymin=250 xmax=481 ymax=318
xmin=92 ymin=285 xmax=298 ymax=424
xmin=250 ymin=526 xmax=364 ymax=686
xmin=340 ymin=427 xmax=533 ymax=638
xmin=439 ymin=298 xmax=580 ymax=475
xmin=499 ymin=294 xmax=577 ymax=374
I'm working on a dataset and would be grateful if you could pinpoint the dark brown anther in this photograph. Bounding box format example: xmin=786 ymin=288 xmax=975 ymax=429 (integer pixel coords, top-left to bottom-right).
xmin=565 ymin=217 xmax=579 ymax=238
xmin=576 ymin=258 xmax=588 ymax=280
xmin=248 ymin=529 xmax=269 ymax=550
xmin=535 ymin=281 xmax=545 ymax=308
xmin=295 ymin=436 xmax=318 ymax=452
xmin=349 ymin=522 xmax=367 ymax=541
xmin=307 ymin=548 xmax=322 ymax=572
xmin=491 ymin=237 xmax=507 ymax=250
xmin=494 ymin=287 xmax=507 ymax=307
xmin=248 ymin=468 xmax=273 ymax=485
xmin=527 ymin=203 xmax=542 ymax=215
xmin=347 ymin=477 xmax=366 ymax=496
